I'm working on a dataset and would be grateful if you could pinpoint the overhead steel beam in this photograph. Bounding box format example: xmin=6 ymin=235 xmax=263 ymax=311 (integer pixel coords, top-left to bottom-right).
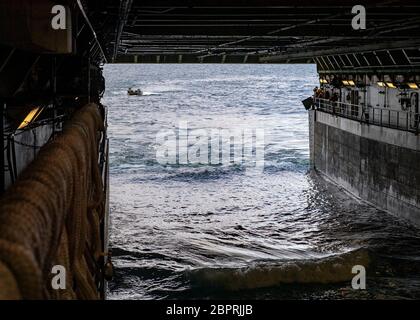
xmin=112 ymin=0 xmax=133 ymax=62
xmin=261 ymin=39 xmax=420 ymax=62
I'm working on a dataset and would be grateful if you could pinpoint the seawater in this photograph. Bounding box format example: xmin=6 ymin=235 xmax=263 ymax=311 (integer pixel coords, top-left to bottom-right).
xmin=103 ymin=64 xmax=420 ymax=300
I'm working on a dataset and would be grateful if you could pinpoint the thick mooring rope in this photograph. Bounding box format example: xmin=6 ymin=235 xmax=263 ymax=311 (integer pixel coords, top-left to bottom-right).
xmin=0 ymin=104 xmax=105 ymax=299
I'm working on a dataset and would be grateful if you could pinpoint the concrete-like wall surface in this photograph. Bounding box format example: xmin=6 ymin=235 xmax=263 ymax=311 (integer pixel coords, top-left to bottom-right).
xmin=312 ymin=111 xmax=420 ymax=226
xmin=3 ymin=124 xmax=53 ymax=190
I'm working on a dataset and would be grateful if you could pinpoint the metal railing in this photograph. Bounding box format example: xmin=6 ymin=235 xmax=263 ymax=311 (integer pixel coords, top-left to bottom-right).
xmin=314 ymin=98 xmax=420 ymax=133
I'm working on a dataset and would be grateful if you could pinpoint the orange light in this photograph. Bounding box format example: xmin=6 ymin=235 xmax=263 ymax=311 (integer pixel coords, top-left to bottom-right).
xmin=407 ymin=83 xmax=419 ymax=89
xmin=18 ymin=107 xmax=43 ymax=130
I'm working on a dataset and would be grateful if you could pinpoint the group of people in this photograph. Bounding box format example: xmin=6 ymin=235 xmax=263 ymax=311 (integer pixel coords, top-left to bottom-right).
xmin=313 ymin=87 xmax=339 ymax=112
xmin=313 ymin=86 xmax=338 ymax=101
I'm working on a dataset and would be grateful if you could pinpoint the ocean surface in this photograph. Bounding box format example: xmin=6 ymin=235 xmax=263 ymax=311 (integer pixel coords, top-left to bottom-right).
xmin=103 ymin=64 xmax=420 ymax=300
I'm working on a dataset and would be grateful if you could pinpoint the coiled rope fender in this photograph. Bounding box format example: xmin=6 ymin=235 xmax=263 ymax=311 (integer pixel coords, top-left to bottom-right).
xmin=0 ymin=103 xmax=105 ymax=299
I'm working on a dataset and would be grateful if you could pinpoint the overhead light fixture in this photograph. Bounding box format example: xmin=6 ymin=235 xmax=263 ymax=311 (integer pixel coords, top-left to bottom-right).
xmin=377 ymin=81 xmax=386 ymax=87
xmin=407 ymin=83 xmax=419 ymax=89
xmin=18 ymin=107 xmax=43 ymax=130
xmin=386 ymin=82 xmax=397 ymax=89
xmin=342 ymin=80 xmax=355 ymax=86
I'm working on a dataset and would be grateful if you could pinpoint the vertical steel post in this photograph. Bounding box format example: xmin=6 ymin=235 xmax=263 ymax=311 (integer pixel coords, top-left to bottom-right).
xmin=381 ymin=109 xmax=383 ymax=126
xmin=52 ymin=56 xmax=57 ymax=136
xmin=87 ymin=56 xmax=91 ymax=103
xmin=389 ymin=110 xmax=391 ymax=127
xmin=0 ymin=103 xmax=4 ymax=193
